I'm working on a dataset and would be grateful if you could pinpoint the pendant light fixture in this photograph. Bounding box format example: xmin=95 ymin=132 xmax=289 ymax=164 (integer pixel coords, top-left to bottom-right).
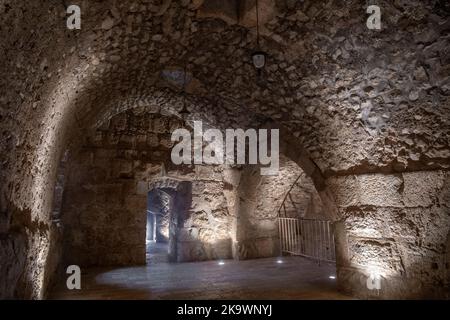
xmin=251 ymin=0 xmax=267 ymax=73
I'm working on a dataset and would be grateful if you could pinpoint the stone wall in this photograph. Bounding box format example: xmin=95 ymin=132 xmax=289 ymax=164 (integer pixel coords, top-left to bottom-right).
xmin=282 ymin=174 xmax=326 ymax=220
xmin=0 ymin=232 xmax=27 ymax=299
xmin=61 ymin=109 xmax=181 ymax=266
xmin=60 ymin=108 xmax=321 ymax=265
xmin=176 ymin=171 xmax=233 ymax=262
xmin=61 ymin=108 xmax=237 ymax=266
xmin=328 ymin=171 xmax=450 ymax=299
xmin=232 ymin=156 xmax=323 ymax=259
xmin=0 ymin=0 xmax=448 ymax=299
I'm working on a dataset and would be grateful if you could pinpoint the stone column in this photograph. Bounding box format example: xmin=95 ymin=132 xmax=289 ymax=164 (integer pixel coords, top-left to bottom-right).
xmin=222 ymin=166 xmax=242 ymax=260
xmin=234 ymin=166 xmax=262 ymax=260
xmin=146 ymin=211 xmax=154 ymax=241
xmin=327 ymin=170 xmax=450 ymax=299
xmin=154 ymin=213 xmax=168 ymax=243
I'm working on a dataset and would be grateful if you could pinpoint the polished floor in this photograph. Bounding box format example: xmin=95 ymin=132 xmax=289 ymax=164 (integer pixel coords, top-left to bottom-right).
xmin=51 ymin=242 xmax=351 ymax=300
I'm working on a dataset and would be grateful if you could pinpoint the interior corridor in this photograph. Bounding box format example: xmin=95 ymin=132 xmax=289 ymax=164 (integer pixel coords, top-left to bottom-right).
xmin=1 ymin=0 xmax=449 ymax=301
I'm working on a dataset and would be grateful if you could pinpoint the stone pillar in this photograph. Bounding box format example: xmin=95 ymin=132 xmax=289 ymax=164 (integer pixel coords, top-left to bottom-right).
xmin=146 ymin=211 xmax=154 ymax=241
xmin=327 ymin=170 xmax=450 ymax=299
xmin=154 ymin=213 xmax=168 ymax=243
xmin=222 ymin=166 xmax=242 ymax=260
xmin=234 ymin=166 xmax=262 ymax=260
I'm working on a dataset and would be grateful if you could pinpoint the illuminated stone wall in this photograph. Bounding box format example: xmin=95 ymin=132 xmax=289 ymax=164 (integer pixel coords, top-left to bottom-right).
xmin=61 ymin=109 xmax=235 ymax=266
xmin=329 ymin=171 xmax=450 ymax=298
xmin=61 ymin=110 xmax=313 ymax=265
xmin=233 ymin=156 xmax=327 ymax=259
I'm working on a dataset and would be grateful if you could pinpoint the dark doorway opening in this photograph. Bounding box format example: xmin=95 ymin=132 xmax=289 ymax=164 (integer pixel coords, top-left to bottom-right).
xmin=146 ymin=189 xmax=175 ymax=264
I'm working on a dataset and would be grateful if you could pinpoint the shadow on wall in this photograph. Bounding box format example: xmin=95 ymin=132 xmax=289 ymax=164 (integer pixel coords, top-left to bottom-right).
xmin=0 ymin=230 xmax=27 ymax=299
xmin=0 ymin=201 xmax=32 ymax=299
xmin=446 ymin=231 xmax=450 ymax=298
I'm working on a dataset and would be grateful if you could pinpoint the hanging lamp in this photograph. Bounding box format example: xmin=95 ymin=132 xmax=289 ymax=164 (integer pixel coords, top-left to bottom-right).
xmin=251 ymin=0 xmax=267 ymax=73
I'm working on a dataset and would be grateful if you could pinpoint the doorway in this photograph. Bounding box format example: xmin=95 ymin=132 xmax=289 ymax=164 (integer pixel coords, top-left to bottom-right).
xmin=147 ymin=186 xmax=184 ymax=264
xmin=146 ymin=189 xmax=173 ymax=263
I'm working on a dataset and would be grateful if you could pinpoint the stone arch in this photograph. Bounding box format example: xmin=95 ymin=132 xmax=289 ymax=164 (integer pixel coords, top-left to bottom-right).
xmin=270 ymin=124 xmax=339 ymax=221
xmin=276 ymin=172 xmax=327 ymax=220
xmin=58 ymin=109 xmax=189 ymax=268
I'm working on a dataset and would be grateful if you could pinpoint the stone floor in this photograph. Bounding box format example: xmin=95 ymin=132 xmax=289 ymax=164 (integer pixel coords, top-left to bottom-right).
xmin=50 ymin=245 xmax=351 ymax=300
xmin=146 ymin=240 xmax=169 ymax=263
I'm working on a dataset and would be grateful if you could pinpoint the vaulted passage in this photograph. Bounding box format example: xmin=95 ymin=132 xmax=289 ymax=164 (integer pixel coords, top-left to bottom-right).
xmin=1 ymin=0 xmax=449 ymax=300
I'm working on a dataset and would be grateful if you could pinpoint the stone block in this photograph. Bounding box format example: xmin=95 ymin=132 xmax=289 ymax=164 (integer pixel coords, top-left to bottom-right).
xmin=135 ymin=134 xmax=147 ymax=149
xmin=195 ymin=165 xmax=222 ymax=181
xmin=208 ymin=238 xmax=232 ymax=259
xmin=327 ymin=175 xmax=360 ymax=207
xmin=357 ymin=174 xmax=403 ymax=207
xmin=402 ymin=171 xmax=444 ymax=207
xmin=439 ymin=172 xmax=450 ymax=206
xmin=328 ymin=174 xmax=404 ymax=208
xmin=347 ymin=236 xmax=403 ymax=275
xmin=343 ymin=206 xmax=424 ymax=241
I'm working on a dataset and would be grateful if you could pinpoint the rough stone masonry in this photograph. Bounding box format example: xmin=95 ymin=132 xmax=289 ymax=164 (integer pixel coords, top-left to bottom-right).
xmin=0 ymin=0 xmax=449 ymax=299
